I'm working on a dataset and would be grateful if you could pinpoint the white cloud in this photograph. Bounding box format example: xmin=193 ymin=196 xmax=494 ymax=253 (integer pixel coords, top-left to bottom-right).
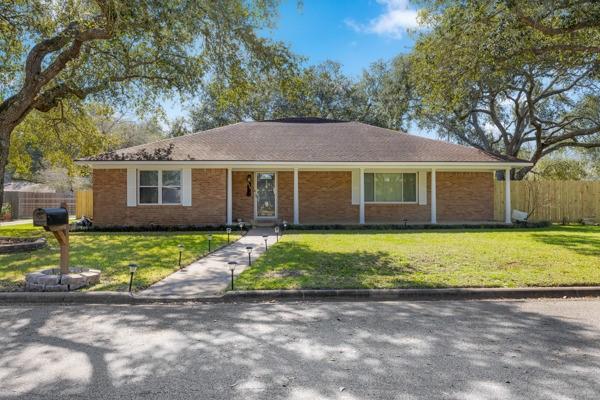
xmin=345 ymin=0 xmax=420 ymax=39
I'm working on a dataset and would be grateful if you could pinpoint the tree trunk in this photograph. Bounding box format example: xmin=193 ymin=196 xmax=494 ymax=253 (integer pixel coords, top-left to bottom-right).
xmin=0 ymin=127 xmax=11 ymax=208
xmin=514 ymin=166 xmax=533 ymax=180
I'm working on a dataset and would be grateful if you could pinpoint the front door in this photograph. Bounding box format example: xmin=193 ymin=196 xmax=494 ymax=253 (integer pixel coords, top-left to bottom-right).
xmin=255 ymin=172 xmax=277 ymax=219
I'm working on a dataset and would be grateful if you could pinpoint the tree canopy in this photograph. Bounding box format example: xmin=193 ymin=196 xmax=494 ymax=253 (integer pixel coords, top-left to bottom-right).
xmin=0 ymin=0 xmax=293 ymax=205
xmin=189 ymin=58 xmax=414 ymax=132
xmin=410 ymin=0 xmax=600 ymax=177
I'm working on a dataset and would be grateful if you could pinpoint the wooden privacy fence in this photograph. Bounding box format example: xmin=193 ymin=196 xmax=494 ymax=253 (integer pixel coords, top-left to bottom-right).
xmin=3 ymin=191 xmax=75 ymax=219
xmin=75 ymin=190 xmax=93 ymax=219
xmin=494 ymin=180 xmax=600 ymax=222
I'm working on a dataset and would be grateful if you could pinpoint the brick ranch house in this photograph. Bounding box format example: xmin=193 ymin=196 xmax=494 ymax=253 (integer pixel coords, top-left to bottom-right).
xmin=77 ymin=117 xmax=530 ymax=227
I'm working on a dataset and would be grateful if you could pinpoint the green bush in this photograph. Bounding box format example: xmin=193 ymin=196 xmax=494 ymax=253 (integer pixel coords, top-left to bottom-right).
xmin=1 ymin=203 xmax=11 ymax=215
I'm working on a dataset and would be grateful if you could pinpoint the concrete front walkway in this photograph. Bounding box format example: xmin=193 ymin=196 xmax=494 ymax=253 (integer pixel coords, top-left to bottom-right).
xmin=139 ymin=228 xmax=278 ymax=298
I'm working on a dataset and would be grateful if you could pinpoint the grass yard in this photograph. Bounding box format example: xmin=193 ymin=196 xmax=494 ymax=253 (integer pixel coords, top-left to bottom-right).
xmin=0 ymin=223 xmax=238 ymax=291
xmin=235 ymin=225 xmax=600 ymax=289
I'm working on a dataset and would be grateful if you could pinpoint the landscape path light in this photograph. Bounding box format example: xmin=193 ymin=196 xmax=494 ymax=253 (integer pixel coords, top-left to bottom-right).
xmin=226 ymin=227 xmax=232 ymax=243
xmin=238 ymin=221 xmax=245 ymax=234
xmin=246 ymin=246 xmax=253 ymax=266
xmin=263 ymin=235 xmax=269 ymax=251
xmin=274 ymin=226 xmax=280 ymax=242
xmin=128 ymin=263 xmax=138 ymax=293
xmin=207 ymin=234 xmax=213 ymax=252
xmin=177 ymin=244 xmax=184 ymax=269
xmin=228 ymin=261 xmax=238 ymax=290
xmin=283 ymin=220 xmax=288 ymax=231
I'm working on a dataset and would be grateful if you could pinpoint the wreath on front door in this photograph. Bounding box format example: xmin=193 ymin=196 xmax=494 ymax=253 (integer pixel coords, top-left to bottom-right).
xmin=246 ymin=174 xmax=252 ymax=197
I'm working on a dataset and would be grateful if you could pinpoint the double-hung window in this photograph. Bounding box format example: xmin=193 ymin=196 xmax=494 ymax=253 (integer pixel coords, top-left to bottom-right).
xmin=138 ymin=170 xmax=182 ymax=205
xmin=364 ymin=172 xmax=417 ymax=203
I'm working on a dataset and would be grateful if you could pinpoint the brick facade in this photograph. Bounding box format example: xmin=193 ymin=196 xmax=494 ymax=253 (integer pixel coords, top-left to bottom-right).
xmin=437 ymin=171 xmax=494 ymax=222
xmin=92 ymin=168 xmax=494 ymax=226
xmin=298 ymin=171 xmax=359 ymax=224
xmin=232 ymin=171 xmax=254 ymax=223
xmin=93 ymin=168 xmax=226 ymax=227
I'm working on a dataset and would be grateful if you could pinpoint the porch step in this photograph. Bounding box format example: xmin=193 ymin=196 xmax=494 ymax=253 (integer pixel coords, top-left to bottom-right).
xmin=252 ymin=220 xmax=278 ymax=227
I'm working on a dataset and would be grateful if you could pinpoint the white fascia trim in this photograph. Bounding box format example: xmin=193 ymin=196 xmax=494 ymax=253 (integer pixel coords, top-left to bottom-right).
xmin=77 ymin=160 xmax=532 ymax=170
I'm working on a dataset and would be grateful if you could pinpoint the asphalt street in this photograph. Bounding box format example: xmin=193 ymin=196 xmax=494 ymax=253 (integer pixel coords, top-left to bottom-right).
xmin=1 ymin=299 xmax=599 ymax=399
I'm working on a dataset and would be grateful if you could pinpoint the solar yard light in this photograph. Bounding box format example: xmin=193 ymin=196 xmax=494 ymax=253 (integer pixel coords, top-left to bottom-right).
xmin=226 ymin=227 xmax=232 ymax=243
xmin=262 ymin=235 xmax=269 ymax=251
xmin=238 ymin=221 xmax=245 ymax=233
xmin=207 ymin=234 xmax=213 ymax=252
xmin=177 ymin=244 xmax=184 ymax=269
xmin=274 ymin=226 xmax=280 ymax=242
xmin=246 ymin=246 xmax=253 ymax=266
xmin=128 ymin=263 xmax=138 ymax=292
xmin=228 ymin=261 xmax=238 ymax=290
xmin=282 ymin=220 xmax=288 ymax=231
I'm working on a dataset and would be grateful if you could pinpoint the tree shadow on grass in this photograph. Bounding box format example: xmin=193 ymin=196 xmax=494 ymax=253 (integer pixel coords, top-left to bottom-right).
xmin=531 ymin=232 xmax=600 ymax=257
xmin=237 ymin=241 xmax=441 ymax=289
xmin=1 ymin=300 xmax=600 ymax=399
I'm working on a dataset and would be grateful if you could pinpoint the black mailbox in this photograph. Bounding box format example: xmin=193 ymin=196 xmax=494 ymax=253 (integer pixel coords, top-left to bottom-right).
xmin=33 ymin=208 xmax=69 ymax=227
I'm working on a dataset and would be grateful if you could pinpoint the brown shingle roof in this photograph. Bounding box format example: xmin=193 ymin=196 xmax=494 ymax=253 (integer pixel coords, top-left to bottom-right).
xmin=86 ymin=118 xmax=526 ymax=163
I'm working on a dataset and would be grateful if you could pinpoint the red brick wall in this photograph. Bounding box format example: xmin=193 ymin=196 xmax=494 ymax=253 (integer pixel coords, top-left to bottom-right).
xmin=232 ymin=171 xmax=254 ymax=223
xmin=93 ymin=168 xmax=226 ymax=227
xmin=298 ymin=171 xmax=358 ymax=224
xmin=277 ymin=171 xmax=294 ymax=223
xmin=92 ymin=168 xmax=494 ymax=226
xmin=437 ymin=171 xmax=494 ymax=222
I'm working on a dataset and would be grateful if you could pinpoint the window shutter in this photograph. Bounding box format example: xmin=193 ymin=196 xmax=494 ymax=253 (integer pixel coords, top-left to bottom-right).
xmin=127 ymin=168 xmax=137 ymax=207
xmin=351 ymin=169 xmax=359 ymax=205
xmin=418 ymin=171 xmax=427 ymax=205
xmin=182 ymin=168 xmax=192 ymax=206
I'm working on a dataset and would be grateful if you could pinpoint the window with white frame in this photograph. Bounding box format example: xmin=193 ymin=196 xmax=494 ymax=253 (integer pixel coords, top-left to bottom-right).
xmin=364 ymin=172 xmax=417 ymax=203
xmin=138 ymin=170 xmax=182 ymax=205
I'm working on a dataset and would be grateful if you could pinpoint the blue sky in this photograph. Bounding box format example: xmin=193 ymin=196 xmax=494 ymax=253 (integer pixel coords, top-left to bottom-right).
xmin=162 ymin=0 xmax=419 ymax=120
xmin=267 ymin=0 xmax=418 ymax=77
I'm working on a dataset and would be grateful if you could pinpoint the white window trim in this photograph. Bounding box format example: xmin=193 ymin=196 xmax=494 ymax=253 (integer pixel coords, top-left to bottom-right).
xmin=138 ymin=169 xmax=183 ymax=206
xmin=365 ymin=172 xmax=419 ymax=204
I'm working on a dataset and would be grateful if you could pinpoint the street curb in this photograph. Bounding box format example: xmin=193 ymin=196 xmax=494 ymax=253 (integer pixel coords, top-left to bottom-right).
xmin=223 ymin=287 xmax=600 ymax=301
xmin=0 ymin=291 xmax=223 ymax=305
xmin=0 ymin=287 xmax=599 ymax=305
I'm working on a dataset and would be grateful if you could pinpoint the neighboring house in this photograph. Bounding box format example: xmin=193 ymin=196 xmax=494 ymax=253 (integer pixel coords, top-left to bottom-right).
xmin=77 ymin=117 xmax=530 ymax=227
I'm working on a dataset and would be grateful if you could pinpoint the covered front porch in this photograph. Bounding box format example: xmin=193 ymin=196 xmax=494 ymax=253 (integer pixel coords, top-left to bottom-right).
xmin=224 ymin=165 xmax=514 ymax=226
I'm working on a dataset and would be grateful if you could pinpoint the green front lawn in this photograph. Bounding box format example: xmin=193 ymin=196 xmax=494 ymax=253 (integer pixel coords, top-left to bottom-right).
xmin=0 ymin=223 xmax=238 ymax=291
xmin=235 ymin=225 xmax=600 ymax=289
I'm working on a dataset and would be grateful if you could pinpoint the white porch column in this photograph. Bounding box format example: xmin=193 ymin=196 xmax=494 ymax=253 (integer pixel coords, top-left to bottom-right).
xmin=431 ymin=168 xmax=437 ymax=224
xmin=505 ymin=168 xmax=512 ymax=224
xmin=293 ymin=168 xmax=299 ymax=224
xmin=359 ymin=168 xmax=365 ymax=224
xmin=226 ymin=168 xmax=232 ymax=225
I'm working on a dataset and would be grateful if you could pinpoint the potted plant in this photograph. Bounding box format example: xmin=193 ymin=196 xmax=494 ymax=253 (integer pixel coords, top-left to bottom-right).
xmin=1 ymin=203 xmax=12 ymax=221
